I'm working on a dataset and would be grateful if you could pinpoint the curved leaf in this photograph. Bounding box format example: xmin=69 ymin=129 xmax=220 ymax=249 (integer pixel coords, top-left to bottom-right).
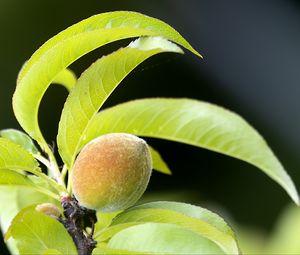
xmin=84 ymin=98 xmax=299 ymax=204
xmin=0 ymin=138 xmax=39 ymax=174
xmin=100 ymin=201 xmax=238 ymax=254
xmin=129 ymin=201 xmax=234 ymax=236
xmin=107 ymin=223 xmax=225 ymax=254
xmin=0 ymin=128 xmax=39 ymax=154
xmin=148 ymin=145 xmax=171 ymax=175
xmin=52 ymin=68 xmax=77 ymax=91
xmin=57 ymin=37 xmax=183 ymax=168
xmin=5 ymin=206 xmax=77 ymax=255
xmin=13 ymin=11 xmax=200 ymax=151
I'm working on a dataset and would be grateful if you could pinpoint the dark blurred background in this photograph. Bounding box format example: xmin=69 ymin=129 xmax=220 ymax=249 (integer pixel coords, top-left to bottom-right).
xmin=1 ymin=0 xmax=300 ymax=254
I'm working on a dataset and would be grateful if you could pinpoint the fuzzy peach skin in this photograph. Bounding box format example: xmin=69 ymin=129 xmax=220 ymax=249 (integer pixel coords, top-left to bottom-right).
xmin=71 ymin=133 xmax=152 ymax=212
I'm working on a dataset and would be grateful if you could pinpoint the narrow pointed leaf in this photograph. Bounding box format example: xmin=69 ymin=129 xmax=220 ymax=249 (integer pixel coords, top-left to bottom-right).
xmin=84 ymin=98 xmax=299 ymax=204
xmin=13 ymin=11 xmax=200 ymax=151
xmin=0 ymin=138 xmax=40 ymax=174
xmin=0 ymin=129 xmax=39 ymax=154
xmin=100 ymin=201 xmax=238 ymax=254
xmin=6 ymin=206 xmax=77 ymax=254
xmin=107 ymin=223 xmax=225 ymax=254
xmin=57 ymin=37 xmax=183 ymax=168
xmin=148 ymin=146 xmax=171 ymax=174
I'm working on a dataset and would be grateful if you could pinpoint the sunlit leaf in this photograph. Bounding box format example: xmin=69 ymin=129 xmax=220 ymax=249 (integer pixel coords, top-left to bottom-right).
xmin=107 ymin=223 xmax=225 ymax=254
xmin=0 ymin=129 xmax=39 ymax=154
xmin=94 ymin=211 xmax=122 ymax=237
xmin=43 ymin=249 xmax=63 ymax=255
xmin=0 ymin=138 xmax=62 ymax=196
xmin=53 ymin=68 xmax=77 ymax=91
xmin=13 ymin=11 xmax=200 ymax=152
xmin=0 ymin=169 xmax=34 ymax=187
xmin=148 ymin=145 xmax=171 ymax=175
xmin=0 ymin=187 xmax=59 ymax=254
xmin=99 ymin=201 xmax=238 ymax=254
xmin=6 ymin=206 xmax=77 ymax=255
xmin=84 ymin=98 xmax=299 ymax=204
xmin=57 ymin=37 xmax=183 ymax=168
xmin=129 ymin=201 xmax=234 ymax=236
xmin=95 ymin=222 xmax=139 ymax=242
xmin=0 ymin=138 xmax=39 ymax=174
xmin=93 ymin=243 xmax=147 ymax=255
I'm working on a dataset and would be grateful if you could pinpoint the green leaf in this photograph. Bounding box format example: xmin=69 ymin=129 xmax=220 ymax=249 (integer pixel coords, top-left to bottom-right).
xmin=52 ymin=68 xmax=77 ymax=91
xmin=0 ymin=138 xmax=40 ymax=174
xmin=0 ymin=168 xmax=35 ymax=187
xmin=0 ymin=137 xmax=61 ymax=197
xmin=128 ymin=201 xmax=234 ymax=236
xmin=57 ymin=37 xmax=183 ymax=168
xmin=43 ymin=249 xmax=63 ymax=255
xmin=0 ymin=177 xmax=60 ymax=255
xmin=6 ymin=206 xmax=77 ymax=255
xmin=266 ymin=204 xmax=300 ymax=253
xmin=0 ymin=128 xmax=39 ymax=154
xmin=94 ymin=211 xmax=122 ymax=236
xmin=93 ymin=243 xmax=148 ymax=255
xmin=95 ymin=222 xmax=140 ymax=242
xmin=100 ymin=201 xmax=238 ymax=254
xmin=107 ymin=223 xmax=225 ymax=254
xmin=0 ymin=187 xmax=60 ymax=254
xmin=148 ymin=145 xmax=171 ymax=175
xmin=84 ymin=98 xmax=299 ymax=204
xmin=13 ymin=11 xmax=200 ymax=153
xmin=0 ymin=138 xmax=63 ymax=196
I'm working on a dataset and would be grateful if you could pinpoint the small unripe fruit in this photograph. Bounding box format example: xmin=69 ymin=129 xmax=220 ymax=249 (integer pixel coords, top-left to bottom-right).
xmin=71 ymin=133 xmax=152 ymax=212
xmin=35 ymin=203 xmax=61 ymax=218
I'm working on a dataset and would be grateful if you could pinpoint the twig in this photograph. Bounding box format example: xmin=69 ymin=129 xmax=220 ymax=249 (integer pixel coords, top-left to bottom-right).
xmin=59 ymin=195 xmax=97 ymax=255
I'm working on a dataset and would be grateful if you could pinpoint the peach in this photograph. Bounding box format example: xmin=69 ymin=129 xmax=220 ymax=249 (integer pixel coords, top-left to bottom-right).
xmin=71 ymin=133 xmax=152 ymax=212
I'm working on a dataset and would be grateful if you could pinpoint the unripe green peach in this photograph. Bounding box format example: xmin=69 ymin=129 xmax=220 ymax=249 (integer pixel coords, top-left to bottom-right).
xmin=71 ymin=133 xmax=152 ymax=212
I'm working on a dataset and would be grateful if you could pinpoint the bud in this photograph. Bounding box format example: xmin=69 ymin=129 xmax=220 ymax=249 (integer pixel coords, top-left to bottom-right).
xmin=35 ymin=203 xmax=61 ymax=218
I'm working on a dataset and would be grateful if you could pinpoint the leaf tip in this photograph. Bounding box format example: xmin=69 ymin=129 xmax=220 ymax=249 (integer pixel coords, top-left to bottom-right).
xmin=163 ymin=168 xmax=172 ymax=175
xmin=292 ymin=192 xmax=300 ymax=206
xmin=129 ymin=36 xmax=184 ymax=54
xmin=192 ymin=49 xmax=203 ymax=59
xmin=4 ymin=227 xmax=12 ymax=241
xmin=283 ymin=178 xmax=300 ymax=206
